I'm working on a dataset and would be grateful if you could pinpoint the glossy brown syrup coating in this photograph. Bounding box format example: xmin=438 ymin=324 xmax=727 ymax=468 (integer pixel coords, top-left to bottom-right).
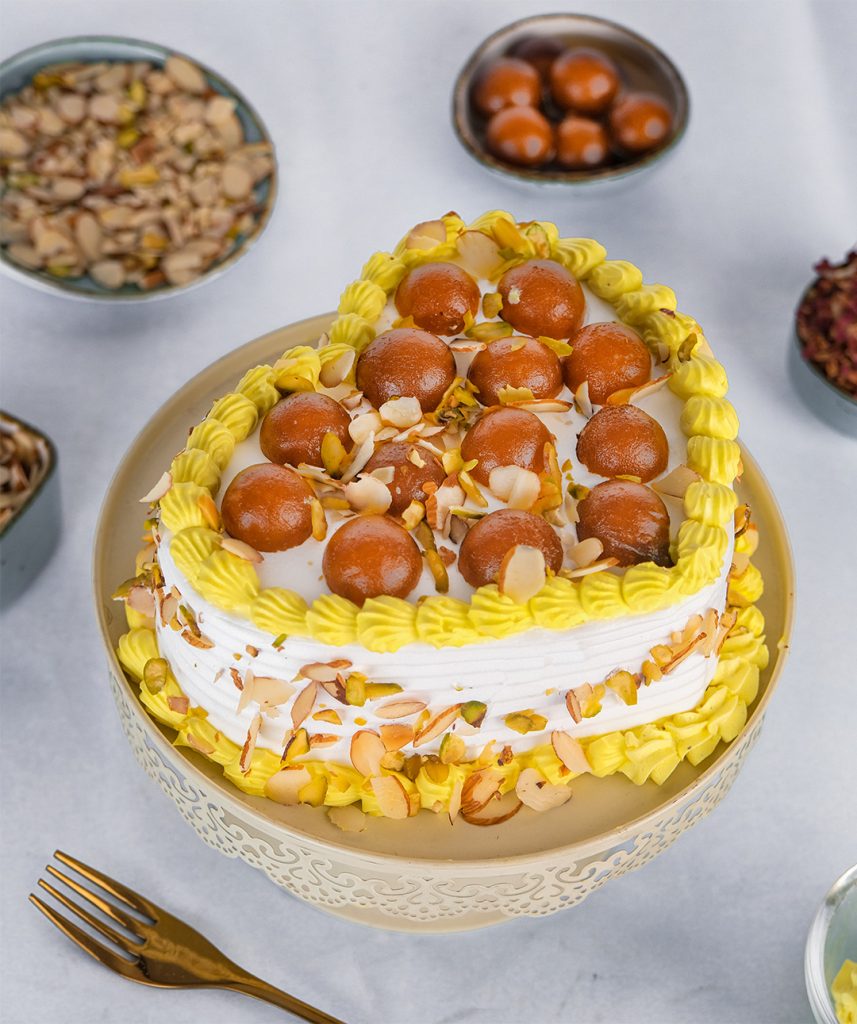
xmin=556 ymin=115 xmax=610 ymax=169
xmin=550 ymin=48 xmax=620 ymax=114
xmin=395 ymin=262 xmax=480 ymax=336
xmin=260 ymin=392 xmax=352 ymax=468
xmin=575 ymin=479 xmax=671 ymax=566
xmin=468 ymin=336 xmax=562 ymax=406
xmin=485 ymin=106 xmax=555 ymax=167
xmin=576 ymin=404 xmax=669 ymax=482
xmin=322 ymin=515 xmax=422 ymax=606
xmin=498 ymin=259 xmax=585 ymax=338
xmin=609 ymin=93 xmax=672 ymax=153
xmin=461 ymin=407 xmax=553 ymax=485
xmin=507 ymin=35 xmax=565 ymax=79
xmin=458 ymin=509 xmax=563 ymax=588
xmin=356 ymin=328 xmax=456 ymax=412
xmin=563 ymin=321 xmax=652 ymax=403
xmin=363 ymin=442 xmax=446 ymax=516
xmin=221 ymin=464 xmax=313 ymax=553
xmin=471 ymin=57 xmax=541 ymax=116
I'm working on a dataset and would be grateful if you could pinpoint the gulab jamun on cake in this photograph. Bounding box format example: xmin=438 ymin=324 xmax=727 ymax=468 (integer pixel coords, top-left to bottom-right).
xmin=117 ymin=211 xmax=767 ymax=827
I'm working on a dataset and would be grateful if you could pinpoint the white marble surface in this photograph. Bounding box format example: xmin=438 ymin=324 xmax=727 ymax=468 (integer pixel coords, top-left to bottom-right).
xmin=2 ymin=1 xmax=856 ymax=1021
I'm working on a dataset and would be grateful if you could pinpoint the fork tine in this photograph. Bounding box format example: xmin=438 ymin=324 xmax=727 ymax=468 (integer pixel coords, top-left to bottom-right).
xmin=45 ymin=865 xmax=147 ymax=937
xmin=54 ymin=850 xmax=158 ymax=921
xmin=37 ymin=878 xmax=139 ymax=951
xmin=29 ymin=894 xmax=140 ymax=978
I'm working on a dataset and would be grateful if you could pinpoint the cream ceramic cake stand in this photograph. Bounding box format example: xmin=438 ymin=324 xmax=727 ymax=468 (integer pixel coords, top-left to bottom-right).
xmin=94 ymin=314 xmax=794 ymax=932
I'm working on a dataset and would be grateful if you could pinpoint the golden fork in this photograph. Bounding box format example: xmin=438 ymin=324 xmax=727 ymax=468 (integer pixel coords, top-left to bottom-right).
xmin=29 ymin=850 xmax=345 ymax=1023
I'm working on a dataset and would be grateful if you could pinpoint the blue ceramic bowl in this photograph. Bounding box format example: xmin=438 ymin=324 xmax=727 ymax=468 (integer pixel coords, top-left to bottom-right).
xmin=0 ymin=35 xmax=278 ymax=302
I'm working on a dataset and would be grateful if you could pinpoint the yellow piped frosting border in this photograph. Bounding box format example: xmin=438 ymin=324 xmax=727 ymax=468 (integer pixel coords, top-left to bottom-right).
xmin=116 ymin=555 xmax=768 ymax=813
xmin=141 ymin=210 xmax=743 ymax=653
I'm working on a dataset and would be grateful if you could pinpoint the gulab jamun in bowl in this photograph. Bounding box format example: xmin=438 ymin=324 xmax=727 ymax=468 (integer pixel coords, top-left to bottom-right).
xmin=97 ymin=211 xmax=792 ymax=928
xmin=452 ymin=14 xmax=689 ymax=186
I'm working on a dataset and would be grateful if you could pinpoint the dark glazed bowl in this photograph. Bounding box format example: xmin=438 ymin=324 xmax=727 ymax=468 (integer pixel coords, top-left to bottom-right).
xmin=0 ymin=411 xmax=60 ymax=607
xmin=452 ymin=13 xmax=689 ymax=187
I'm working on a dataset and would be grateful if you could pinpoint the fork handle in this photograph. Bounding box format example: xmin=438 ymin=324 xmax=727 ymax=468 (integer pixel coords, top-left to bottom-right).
xmin=223 ymin=974 xmax=346 ymax=1023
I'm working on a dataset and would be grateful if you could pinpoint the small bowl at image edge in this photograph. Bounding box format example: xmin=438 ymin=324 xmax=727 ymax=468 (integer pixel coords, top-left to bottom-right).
xmin=806 ymin=863 xmax=857 ymax=1024
xmin=0 ymin=35 xmax=278 ymax=302
xmin=0 ymin=410 xmax=60 ymax=608
xmin=791 ymin=280 xmax=857 ymax=436
xmin=452 ymin=13 xmax=689 ymax=188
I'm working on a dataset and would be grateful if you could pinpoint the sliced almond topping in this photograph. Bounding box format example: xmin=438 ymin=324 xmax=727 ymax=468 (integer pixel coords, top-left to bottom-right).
xmin=369 ymin=465 xmax=396 ymax=484
xmin=425 ymin=477 xmax=466 ymax=535
xmin=448 ymin=338 xmax=486 ymax=353
xmin=461 ymin=790 xmax=523 ymax=827
xmin=405 ymin=219 xmax=446 ymax=250
xmin=265 ymin=766 xmax=312 ymax=805
xmin=379 ymin=723 xmax=414 ymax=751
xmin=568 ymin=536 xmax=604 ymax=569
xmin=310 ymin=497 xmax=328 ymax=542
xmin=413 ymin=704 xmax=462 ymax=748
xmin=497 ymin=545 xmax=546 ymax=604
xmin=220 ymin=536 xmax=263 ymax=563
xmin=652 ymin=464 xmax=701 ymax=499
xmin=516 ymin=767 xmax=573 ymax=812
xmin=299 ymin=659 xmax=352 ymax=683
xmin=290 ymin=681 xmax=317 ymax=728
xmin=139 ymin=471 xmax=172 ymax=504
xmin=126 ymin=585 xmax=155 ymax=617
xmin=379 ymin=396 xmax=422 ymax=429
xmin=373 ymin=699 xmax=427 ymax=720
xmin=488 ymin=465 xmax=541 ymax=510
xmin=509 ymin=398 xmax=573 ymax=414
xmin=562 ymin=557 xmax=619 ymax=579
xmin=340 ymin=431 xmax=376 ymax=483
xmin=185 ymin=732 xmax=215 ymax=755
xmin=551 ymin=731 xmax=590 ymax=774
xmin=460 ymin=768 xmax=503 ymax=815
xmin=239 ymin=712 xmax=262 ymax=774
xmin=350 ymin=729 xmax=386 ymax=776
xmin=573 ymin=380 xmax=593 ymax=419
xmin=327 ymin=805 xmax=367 ymax=833
xmin=370 ymin=775 xmax=410 ymax=819
xmin=565 ymin=689 xmax=582 ymax=723
xmin=250 ymin=675 xmax=295 ymax=711
xmin=319 ymin=347 xmax=356 ymax=388
xmin=606 ymin=372 xmax=672 ymax=407
xmin=344 ymin=474 xmax=392 ymax=515
xmin=309 ymin=733 xmax=338 ymax=748
xmin=447 ymin=777 xmax=464 ymax=824
xmin=456 ymin=229 xmax=503 ymax=277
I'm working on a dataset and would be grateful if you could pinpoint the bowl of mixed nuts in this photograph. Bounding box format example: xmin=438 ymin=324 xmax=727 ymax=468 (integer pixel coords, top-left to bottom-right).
xmin=0 ymin=36 xmax=277 ymax=300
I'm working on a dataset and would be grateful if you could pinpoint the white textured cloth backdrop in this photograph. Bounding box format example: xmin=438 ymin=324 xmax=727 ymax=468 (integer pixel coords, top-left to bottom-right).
xmin=1 ymin=1 xmax=855 ymax=1022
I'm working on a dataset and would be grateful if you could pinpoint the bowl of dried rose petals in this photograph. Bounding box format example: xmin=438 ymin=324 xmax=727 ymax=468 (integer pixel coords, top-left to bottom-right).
xmin=794 ymin=249 xmax=857 ymax=432
xmin=0 ymin=411 xmax=60 ymax=606
xmin=0 ymin=36 xmax=277 ymax=300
